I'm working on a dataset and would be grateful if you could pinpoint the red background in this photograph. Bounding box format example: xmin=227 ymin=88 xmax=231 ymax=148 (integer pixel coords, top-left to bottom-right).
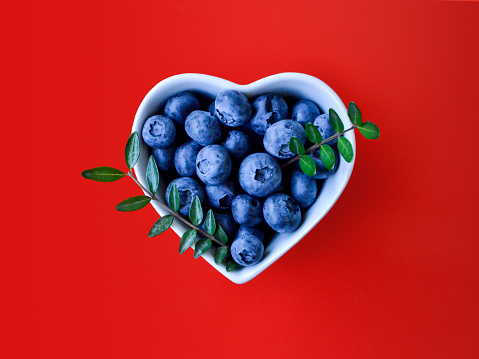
xmin=7 ymin=0 xmax=479 ymax=358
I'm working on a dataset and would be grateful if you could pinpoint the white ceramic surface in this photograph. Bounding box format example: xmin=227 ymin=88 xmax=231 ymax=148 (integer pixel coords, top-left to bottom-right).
xmin=132 ymin=73 xmax=355 ymax=284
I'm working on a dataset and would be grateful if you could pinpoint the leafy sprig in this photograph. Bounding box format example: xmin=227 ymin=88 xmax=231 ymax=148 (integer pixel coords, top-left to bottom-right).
xmin=81 ymin=132 xmax=237 ymax=271
xmin=284 ymin=102 xmax=379 ymax=176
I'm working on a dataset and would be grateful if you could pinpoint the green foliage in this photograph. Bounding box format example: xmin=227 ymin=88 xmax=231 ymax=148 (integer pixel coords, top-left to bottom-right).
xmin=146 ymin=155 xmax=159 ymax=194
xmin=214 ymin=225 xmax=228 ymax=244
xmin=305 ymin=123 xmax=322 ymax=144
xmin=125 ymin=132 xmax=140 ymax=170
xmin=289 ymin=137 xmax=305 ymax=155
xmin=348 ymin=102 xmax=362 ymax=126
xmin=148 ymin=215 xmax=174 ymax=237
xmin=189 ymin=196 xmax=203 ymax=226
xmin=226 ymin=257 xmax=237 ymax=272
xmin=168 ymin=183 xmax=180 ymax=212
xmin=337 ymin=137 xmax=354 ymax=163
xmin=329 ymin=108 xmax=344 ymax=133
xmin=179 ymin=229 xmax=197 ymax=254
xmin=319 ymin=145 xmax=335 ymax=170
xmin=81 ymin=167 xmax=126 ymax=182
xmin=204 ymin=210 xmax=216 ymax=236
xmin=358 ymin=122 xmax=380 ymax=140
xmin=194 ymin=238 xmax=212 ymax=259
xmin=214 ymin=247 xmax=228 ymax=265
xmin=299 ymin=155 xmax=316 ymax=176
xmin=116 ymin=196 xmax=151 ymax=212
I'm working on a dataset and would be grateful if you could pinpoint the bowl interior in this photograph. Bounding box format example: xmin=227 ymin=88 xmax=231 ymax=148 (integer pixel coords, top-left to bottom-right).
xmin=132 ymin=73 xmax=355 ymax=284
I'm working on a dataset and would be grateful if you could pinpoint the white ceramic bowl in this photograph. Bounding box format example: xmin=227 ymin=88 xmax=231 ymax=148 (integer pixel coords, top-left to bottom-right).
xmin=132 ymin=73 xmax=355 ymax=284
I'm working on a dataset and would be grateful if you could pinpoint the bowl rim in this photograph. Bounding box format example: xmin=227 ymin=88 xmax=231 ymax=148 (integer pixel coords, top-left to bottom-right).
xmin=132 ymin=72 xmax=355 ymax=284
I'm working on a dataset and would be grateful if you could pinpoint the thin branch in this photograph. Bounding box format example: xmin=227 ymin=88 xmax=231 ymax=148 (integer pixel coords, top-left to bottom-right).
xmin=128 ymin=172 xmax=228 ymax=248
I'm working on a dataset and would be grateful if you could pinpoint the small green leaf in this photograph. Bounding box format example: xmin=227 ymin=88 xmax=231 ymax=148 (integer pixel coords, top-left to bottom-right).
xmin=337 ymin=137 xmax=354 ymax=163
xmin=289 ymin=137 xmax=305 ymax=155
xmin=299 ymin=155 xmax=316 ymax=177
xmin=125 ymin=132 xmax=140 ymax=170
xmin=214 ymin=225 xmax=228 ymax=244
xmin=148 ymin=215 xmax=174 ymax=237
xmin=329 ymin=108 xmax=344 ymax=133
xmin=226 ymin=257 xmax=237 ymax=272
xmin=204 ymin=210 xmax=216 ymax=236
xmin=348 ymin=102 xmax=362 ymax=126
xmin=146 ymin=156 xmax=159 ymax=194
xmin=305 ymin=123 xmax=322 ymax=144
xmin=81 ymin=167 xmax=126 ymax=182
xmin=194 ymin=238 xmax=212 ymax=259
xmin=189 ymin=196 xmax=203 ymax=226
xmin=358 ymin=121 xmax=380 ymax=140
xmin=214 ymin=247 xmax=228 ymax=265
xmin=179 ymin=229 xmax=197 ymax=254
xmin=116 ymin=196 xmax=151 ymax=212
xmin=168 ymin=183 xmax=180 ymax=212
xmin=320 ymin=145 xmax=336 ymax=170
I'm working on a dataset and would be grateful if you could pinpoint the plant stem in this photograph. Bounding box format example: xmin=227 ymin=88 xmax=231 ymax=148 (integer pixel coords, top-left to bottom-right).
xmin=127 ymin=171 xmax=228 ymax=248
xmin=280 ymin=125 xmax=357 ymax=169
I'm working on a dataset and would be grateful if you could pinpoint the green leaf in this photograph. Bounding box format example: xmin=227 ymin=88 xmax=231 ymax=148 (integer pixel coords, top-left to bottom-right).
xmin=358 ymin=121 xmax=380 ymax=140
xmin=148 ymin=215 xmax=174 ymax=237
xmin=168 ymin=183 xmax=180 ymax=212
xmin=305 ymin=123 xmax=322 ymax=144
xmin=179 ymin=229 xmax=197 ymax=254
xmin=337 ymin=137 xmax=354 ymax=163
xmin=116 ymin=196 xmax=151 ymax=212
xmin=214 ymin=247 xmax=228 ymax=265
xmin=299 ymin=155 xmax=316 ymax=177
xmin=226 ymin=257 xmax=237 ymax=272
xmin=146 ymin=156 xmax=160 ymax=194
xmin=320 ymin=145 xmax=336 ymax=170
xmin=329 ymin=108 xmax=344 ymax=133
xmin=214 ymin=225 xmax=228 ymax=244
xmin=194 ymin=238 xmax=212 ymax=259
xmin=81 ymin=167 xmax=126 ymax=182
xmin=204 ymin=210 xmax=216 ymax=236
xmin=125 ymin=132 xmax=140 ymax=170
xmin=288 ymin=137 xmax=305 ymax=155
xmin=348 ymin=102 xmax=362 ymax=126
xmin=189 ymin=196 xmax=203 ymax=226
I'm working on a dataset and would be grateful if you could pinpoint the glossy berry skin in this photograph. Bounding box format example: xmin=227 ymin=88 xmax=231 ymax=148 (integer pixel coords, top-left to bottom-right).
xmin=238 ymin=153 xmax=282 ymax=198
xmin=205 ymin=181 xmax=238 ymax=210
xmin=263 ymin=193 xmax=301 ymax=233
xmin=214 ymin=213 xmax=238 ymax=239
xmin=236 ymin=226 xmax=265 ymax=242
xmin=174 ymin=141 xmax=201 ymax=177
xmin=305 ymin=145 xmax=340 ymax=179
xmin=214 ymin=90 xmax=252 ymax=127
xmin=231 ymin=233 xmax=264 ymax=266
xmin=164 ymin=92 xmax=199 ymax=125
xmin=231 ymin=194 xmax=263 ymax=226
xmin=313 ymin=114 xmax=338 ymax=145
xmin=142 ymin=115 xmax=176 ymax=148
xmin=165 ymin=177 xmax=204 ymax=217
xmin=185 ymin=110 xmax=222 ymax=146
xmin=221 ymin=130 xmax=251 ymax=160
xmin=263 ymin=120 xmax=306 ymax=159
xmin=152 ymin=146 xmax=175 ymax=171
xmin=195 ymin=145 xmax=232 ymax=185
xmin=249 ymin=94 xmax=288 ymax=135
xmin=292 ymin=100 xmax=320 ymax=127
xmin=289 ymin=170 xmax=318 ymax=208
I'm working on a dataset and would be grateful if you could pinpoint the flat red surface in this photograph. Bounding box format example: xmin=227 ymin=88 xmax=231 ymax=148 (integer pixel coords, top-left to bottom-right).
xmin=6 ymin=0 xmax=479 ymax=358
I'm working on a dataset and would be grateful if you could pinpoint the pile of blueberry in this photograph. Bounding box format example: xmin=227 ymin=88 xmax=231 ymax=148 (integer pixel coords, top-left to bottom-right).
xmin=141 ymin=90 xmax=340 ymax=267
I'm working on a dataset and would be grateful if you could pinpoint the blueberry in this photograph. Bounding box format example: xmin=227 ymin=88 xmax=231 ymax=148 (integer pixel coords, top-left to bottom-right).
xmin=263 ymin=120 xmax=306 ymax=159
xmin=305 ymin=145 xmax=340 ymax=179
xmin=142 ymin=115 xmax=176 ymax=148
xmin=292 ymin=100 xmax=320 ymax=127
xmin=221 ymin=130 xmax=251 ymax=160
xmin=214 ymin=90 xmax=252 ymax=127
xmin=152 ymin=146 xmax=175 ymax=171
xmin=205 ymin=181 xmax=238 ymax=210
xmin=231 ymin=194 xmax=263 ymax=226
xmin=263 ymin=193 xmax=301 ymax=233
xmin=174 ymin=141 xmax=202 ymax=177
xmin=236 ymin=226 xmax=265 ymax=242
xmin=195 ymin=145 xmax=232 ymax=185
xmin=214 ymin=213 xmax=238 ymax=239
xmin=238 ymin=153 xmax=282 ymax=197
xmin=208 ymin=102 xmax=215 ymax=116
xmin=313 ymin=114 xmax=338 ymax=145
xmin=185 ymin=110 xmax=222 ymax=146
xmin=165 ymin=177 xmax=204 ymax=217
xmin=231 ymin=233 xmax=264 ymax=266
xmin=249 ymin=94 xmax=288 ymax=135
xmin=289 ymin=170 xmax=318 ymax=208
xmin=164 ymin=92 xmax=199 ymax=125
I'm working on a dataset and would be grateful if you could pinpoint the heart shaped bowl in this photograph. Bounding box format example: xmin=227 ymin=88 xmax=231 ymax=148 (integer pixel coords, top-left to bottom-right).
xmin=132 ymin=73 xmax=355 ymax=284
